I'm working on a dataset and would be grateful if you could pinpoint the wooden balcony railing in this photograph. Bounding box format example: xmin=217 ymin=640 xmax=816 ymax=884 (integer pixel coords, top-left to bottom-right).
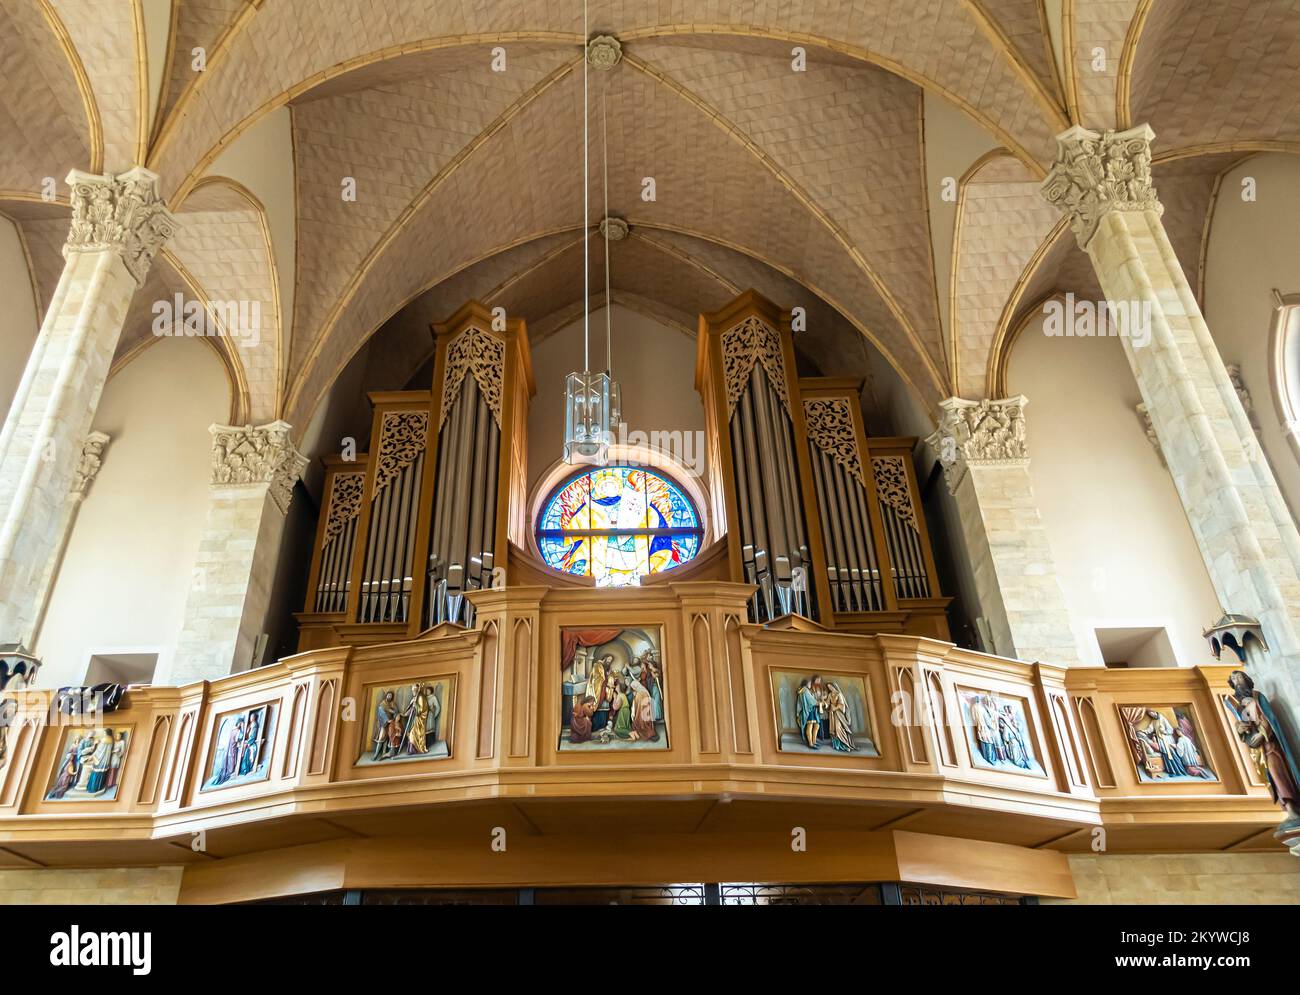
xmin=0 ymin=583 xmax=1282 ymax=869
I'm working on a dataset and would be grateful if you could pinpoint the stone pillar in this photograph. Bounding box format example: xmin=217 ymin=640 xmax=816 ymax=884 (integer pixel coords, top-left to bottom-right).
xmin=1042 ymin=124 xmax=1300 ymax=709
xmin=26 ymin=432 xmax=111 ymax=647
xmin=927 ymin=396 xmax=1085 ymax=665
xmin=168 ymin=422 xmax=307 ymax=686
xmin=0 ymin=168 xmax=176 ymax=644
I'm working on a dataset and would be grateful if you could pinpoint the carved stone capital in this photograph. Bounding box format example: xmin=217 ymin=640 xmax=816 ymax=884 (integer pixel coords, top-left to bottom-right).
xmin=71 ymin=431 xmax=111 ymax=497
xmin=1040 ymin=124 xmax=1161 ymax=249
xmin=925 ymin=396 xmax=1029 ymax=491
xmin=586 ymin=34 xmax=622 ymax=70
xmin=64 ymin=166 xmax=179 ymax=284
xmin=209 ymin=420 xmax=308 ymax=514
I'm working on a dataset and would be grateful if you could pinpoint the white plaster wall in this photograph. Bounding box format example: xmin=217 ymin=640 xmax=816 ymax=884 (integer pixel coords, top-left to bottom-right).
xmin=527 ymin=305 xmax=704 ymax=492
xmin=1008 ymin=311 xmax=1222 ymax=667
xmin=35 ymin=337 xmax=229 ymax=688
xmin=0 ymin=214 xmax=40 ymax=418
xmin=1203 ymin=153 xmax=1300 ymax=521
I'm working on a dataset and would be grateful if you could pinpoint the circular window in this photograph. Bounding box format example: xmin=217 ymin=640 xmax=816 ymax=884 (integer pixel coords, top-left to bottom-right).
xmin=536 ymin=466 xmax=703 ymax=587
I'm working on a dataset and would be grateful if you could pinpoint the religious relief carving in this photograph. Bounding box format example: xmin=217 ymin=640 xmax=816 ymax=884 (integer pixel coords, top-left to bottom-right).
xmin=210 ymin=421 xmax=308 ymax=514
xmin=803 ymin=398 xmax=864 ymax=487
xmin=441 ymin=326 xmax=505 ymax=428
xmin=721 ymin=315 xmax=790 ymax=415
xmin=373 ymin=411 xmax=429 ymax=495
xmin=1040 ymin=124 xmax=1161 ymax=249
xmin=871 ymin=456 xmax=919 ymax=532
xmin=71 ymin=431 xmax=111 ymax=497
xmin=64 ymin=167 xmax=179 ymax=284
xmin=322 ymin=471 xmax=365 ymax=547
xmin=925 ymin=396 xmax=1029 ymax=490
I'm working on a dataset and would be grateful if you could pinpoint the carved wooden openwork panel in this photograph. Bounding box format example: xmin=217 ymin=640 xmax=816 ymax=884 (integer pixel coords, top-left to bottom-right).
xmin=721 ymin=315 xmax=790 ymax=415
xmin=871 ymin=456 xmax=918 ymax=532
xmin=322 ymin=471 xmax=365 ymax=547
xmin=441 ymin=326 xmax=505 ymax=428
xmin=804 ymin=397 xmax=865 ymax=488
xmin=372 ymin=411 xmax=429 ymax=496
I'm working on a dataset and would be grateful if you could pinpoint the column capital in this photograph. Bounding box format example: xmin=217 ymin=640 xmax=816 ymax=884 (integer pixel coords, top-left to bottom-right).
xmin=1040 ymin=123 xmax=1161 ymax=249
xmin=209 ymin=421 xmax=308 ymax=514
xmin=63 ymin=166 xmax=179 ymax=284
xmin=70 ymin=431 xmax=111 ymax=497
xmin=925 ymin=395 xmax=1029 ymax=491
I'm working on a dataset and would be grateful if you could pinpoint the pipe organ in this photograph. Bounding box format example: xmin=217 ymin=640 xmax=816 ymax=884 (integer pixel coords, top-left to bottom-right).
xmin=296 ymin=302 xmax=533 ymax=650
xmin=297 ymin=291 xmax=943 ymax=652
xmin=696 ymin=291 xmax=949 ymax=640
xmin=356 ymin=397 xmax=431 ymax=626
xmin=696 ymin=292 xmax=832 ymax=624
xmin=424 ymin=302 xmax=533 ymax=630
xmin=307 ymin=455 xmax=367 ymax=614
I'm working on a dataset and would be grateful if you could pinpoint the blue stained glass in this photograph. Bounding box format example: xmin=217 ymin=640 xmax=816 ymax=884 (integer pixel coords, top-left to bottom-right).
xmin=537 ymin=466 xmax=703 ymax=586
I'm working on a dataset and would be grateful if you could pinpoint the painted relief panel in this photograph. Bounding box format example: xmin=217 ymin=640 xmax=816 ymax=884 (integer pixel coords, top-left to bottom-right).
xmin=560 ymin=627 xmax=666 ymax=750
xmin=201 ymin=703 xmax=278 ymax=791
xmin=1118 ymin=705 xmax=1216 ymax=782
xmin=45 ymin=726 xmax=130 ymax=801
xmin=357 ymin=678 xmax=455 ymax=766
xmin=958 ymin=689 xmax=1044 ymax=776
xmin=771 ymin=671 xmax=879 ymax=755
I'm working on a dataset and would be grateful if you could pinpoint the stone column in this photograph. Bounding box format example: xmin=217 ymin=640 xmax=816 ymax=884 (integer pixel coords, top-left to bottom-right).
xmin=25 ymin=432 xmax=111 ymax=647
xmin=1042 ymin=124 xmax=1300 ymax=709
xmin=0 ymin=168 xmax=177 ymax=644
xmin=168 ymin=422 xmax=307 ymax=686
xmin=927 ymin=396 xmax=1085 ymax=665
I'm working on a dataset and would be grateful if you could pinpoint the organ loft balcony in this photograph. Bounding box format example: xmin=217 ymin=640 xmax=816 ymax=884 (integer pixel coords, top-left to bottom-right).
xmin=0 ymin=293 xmax=1287 ymax=903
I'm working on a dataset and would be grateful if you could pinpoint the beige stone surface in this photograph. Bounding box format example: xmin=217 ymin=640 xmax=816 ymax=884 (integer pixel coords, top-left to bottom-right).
xmin=1046 ymin=852 xmax=1300 ymax=905
xmin=0 ymin=866 xmax=183 ymax=905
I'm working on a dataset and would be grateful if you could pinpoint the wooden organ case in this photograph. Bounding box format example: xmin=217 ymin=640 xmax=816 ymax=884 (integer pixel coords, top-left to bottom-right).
xmin=296 ymin=301 xmax=533 ymax=649
xmin=696 ymin=291 xmax=949 ymax=639
xmin=298 ymin=290 xmax=945 ymax=652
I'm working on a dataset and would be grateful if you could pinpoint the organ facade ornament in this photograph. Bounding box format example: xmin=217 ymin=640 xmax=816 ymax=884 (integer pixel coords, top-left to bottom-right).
xmin=803 ymin=397 xmax=865 ymax=487
xmin=373 ymin=410 xmax=429 ymax=496
xmin=210 ymin=421 xmax=308 ymax=514
xmin=64 ymin=166 xmax=179 ymax=284
xmin=71 ymin=432 xmax=111 ymax=497
xmin=927 ymin=395 xmax=1029 ymax=490
xmin=322 ymin=471 xmax=365 ymax=547
xmin=1040 ymin=124 xmax=1161 ymax=250
xmin=440 ymin=326 xmax=505 ymax=428
xmin=871 ymin=455 xmax=919 ymax=532
xmin=722 ymin=315 xmax=791 ymax=416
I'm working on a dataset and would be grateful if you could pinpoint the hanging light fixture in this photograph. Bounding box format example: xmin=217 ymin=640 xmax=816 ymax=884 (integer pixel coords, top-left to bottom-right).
xmin=562 ymin=2 xmax=614 ymax=465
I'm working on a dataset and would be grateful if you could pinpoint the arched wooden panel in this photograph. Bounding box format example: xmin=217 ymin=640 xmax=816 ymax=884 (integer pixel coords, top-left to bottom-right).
xmin=926 ymin=671 xmax=957 ymax=767
xmin=897 ymin=667 xmax=928 ymax=764
xmin=282 ymin=683 xmax=309 ymax=779
xmin=135 ymin=714 xmax=173 ymax=805
xmin=478 ymin=620 xmax=499 ymax=759
xmin=308 ymin=679 xmax=338 ymax=776
xmin=508 ymin=617 xmax=532 ymax=758
xmin=1051 ymin=694 xmax=1087 ymax=789
xmin=724 ymin=614 xmax=751 ymax=755
xmin=0 ymin=721 xmax=37 ymax=807
xmin=1072 ymin=695 xmax=1116 ymax=789
xmin=691 ymin=613 xmax=719 ymax=754
xmin=164 ymin=711 xmax=195 ymax=804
